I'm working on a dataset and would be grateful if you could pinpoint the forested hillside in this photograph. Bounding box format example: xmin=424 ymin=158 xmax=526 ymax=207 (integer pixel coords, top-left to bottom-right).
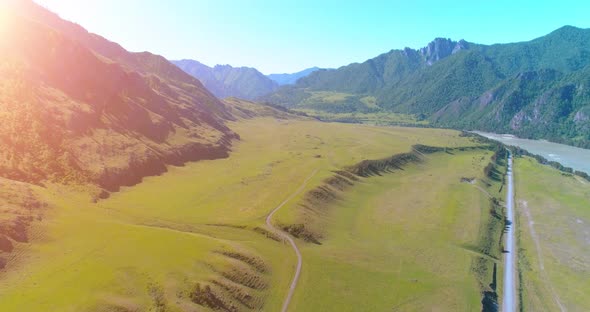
xmin=264 ymin=26 xmax=590 ymax=147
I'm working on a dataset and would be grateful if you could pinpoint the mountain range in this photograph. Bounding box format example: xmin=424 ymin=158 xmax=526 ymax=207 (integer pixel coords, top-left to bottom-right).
xmin=172 ymin=59 xmax=279 ymax=100
xmin=263 ymin=27 xmax=590 ymax=147
xmin=2 ymin=0 xmax=589 ymax=198
xmin=172 ymin=60 xmax=321 ymax=100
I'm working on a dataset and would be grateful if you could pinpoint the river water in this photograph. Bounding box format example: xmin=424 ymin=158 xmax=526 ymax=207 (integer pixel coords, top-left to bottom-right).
xmin=473 ymin=132 xmax=590 ymax=175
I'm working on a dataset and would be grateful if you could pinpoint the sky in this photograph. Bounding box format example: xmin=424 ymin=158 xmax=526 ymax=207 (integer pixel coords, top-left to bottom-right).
xmin=35 ymin=0 xmax=590 ymax=74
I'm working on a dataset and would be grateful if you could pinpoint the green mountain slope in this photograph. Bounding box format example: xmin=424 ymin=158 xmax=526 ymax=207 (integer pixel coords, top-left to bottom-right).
xmin=173 ymin=59 xmax=278 ymax=100
xmin=433 ymin=67 xmax=590 ymax=145
xmin=264 ymin=27 xmax=590 ymax=147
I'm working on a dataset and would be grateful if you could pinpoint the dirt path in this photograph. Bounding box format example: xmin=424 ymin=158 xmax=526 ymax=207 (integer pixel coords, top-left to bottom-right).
xmin=266 ymin=169 xmax=319 ymax=312
xmin=473 ymin=184 xmax=493 ymax=198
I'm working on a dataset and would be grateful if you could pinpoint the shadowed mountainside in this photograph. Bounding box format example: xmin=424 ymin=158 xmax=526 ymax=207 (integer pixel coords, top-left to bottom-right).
xmin=0 ymin=1 xmax=238 ymax=192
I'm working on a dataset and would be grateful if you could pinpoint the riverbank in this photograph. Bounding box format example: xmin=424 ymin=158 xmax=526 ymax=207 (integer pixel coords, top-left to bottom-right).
xmin=473 ymin=132 xmax=590 ymax=175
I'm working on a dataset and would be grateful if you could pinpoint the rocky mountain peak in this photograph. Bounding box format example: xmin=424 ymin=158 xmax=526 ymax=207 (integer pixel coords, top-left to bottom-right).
xmin=420 ymin=38 xmax=469 ymax=65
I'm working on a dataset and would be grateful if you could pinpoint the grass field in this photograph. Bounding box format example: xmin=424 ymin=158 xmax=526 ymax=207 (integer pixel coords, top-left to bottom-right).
xmin=297 ymin=109 xmax=427 ymax=126
xmin=0 ymin=117 xmax=489 ymax=311
xmin=288 ymin=149 xmax=505 ymax=311
xmin=514 ymin=157 xmax=590 ymax=312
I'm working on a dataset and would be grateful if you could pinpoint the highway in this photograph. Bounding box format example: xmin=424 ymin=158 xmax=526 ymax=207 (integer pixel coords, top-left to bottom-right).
xmin=502 ymin=152 xmax=516 ymax=312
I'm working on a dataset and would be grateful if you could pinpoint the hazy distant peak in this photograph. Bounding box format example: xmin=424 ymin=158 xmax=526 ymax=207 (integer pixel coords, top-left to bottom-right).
xmin=173 ymin=59 xmax=279 ymax=100
xmin=551 ymin=25 xmax=583 ymax=33
xmin=175 ymin=59 xmax=207 ymax=66
xmin=267 ymin=67 xmax=322 ymax=85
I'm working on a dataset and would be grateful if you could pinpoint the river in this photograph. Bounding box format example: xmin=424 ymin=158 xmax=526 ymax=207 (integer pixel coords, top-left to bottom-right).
xmin=473 ymin=132 xmax=590 ymax=175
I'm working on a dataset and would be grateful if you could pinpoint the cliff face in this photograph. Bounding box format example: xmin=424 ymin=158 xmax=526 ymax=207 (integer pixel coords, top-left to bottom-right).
xmin=420 ymin=38 xmax=469 ymax=65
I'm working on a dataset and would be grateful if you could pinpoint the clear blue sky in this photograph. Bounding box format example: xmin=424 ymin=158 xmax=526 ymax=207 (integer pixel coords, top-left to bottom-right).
xmin=35 ymin=0 xmax=590 ymax=74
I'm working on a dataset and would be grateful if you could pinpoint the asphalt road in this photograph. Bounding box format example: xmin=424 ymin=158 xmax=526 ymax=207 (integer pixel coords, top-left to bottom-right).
xmin=502 ymin=152 xmax=516 ymax=312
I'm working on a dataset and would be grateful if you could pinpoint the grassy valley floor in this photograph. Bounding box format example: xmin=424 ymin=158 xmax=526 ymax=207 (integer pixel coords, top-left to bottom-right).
xmin=0 ymin=117 xmax=497 ymax=311
xmin=288 ymin=149 xmax=505 ymax=311
xmin=514 ymin=157 xmax=590 ymax=312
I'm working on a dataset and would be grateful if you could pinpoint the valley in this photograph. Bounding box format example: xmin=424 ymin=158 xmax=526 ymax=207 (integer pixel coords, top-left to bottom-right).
xmin=289 ymin=148 xmax=506 ymax=311
xmin=0 ymin=1 xmax=588 ymax=311
xmin=0 ymin=116 xmax=494 ymax=311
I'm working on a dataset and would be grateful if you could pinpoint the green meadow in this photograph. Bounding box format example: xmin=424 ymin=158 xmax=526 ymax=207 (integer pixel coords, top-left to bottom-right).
xmin=514 ymin=157 xmax=590 ymax=312
xmin=289 ymin=149 xmax=505 ymax=311
xmin=0 ymin=117 xmax=500 ymax=311
xmin=297 ymin=109 xmax=427 ymax=126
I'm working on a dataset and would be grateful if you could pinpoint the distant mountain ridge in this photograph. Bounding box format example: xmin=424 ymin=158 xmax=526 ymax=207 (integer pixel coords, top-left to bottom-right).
xmin=172 ymin=59 xmax=279 ymax=100
xmin=264 ymin=26 xmax=590 ymax=147
xmin=267 ymin=67 xmax=321 ymax=85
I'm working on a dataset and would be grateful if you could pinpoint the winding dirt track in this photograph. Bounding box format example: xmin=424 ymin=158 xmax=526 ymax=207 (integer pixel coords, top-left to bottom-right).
xmin=266 ymin=169 xmax=319 ymax=312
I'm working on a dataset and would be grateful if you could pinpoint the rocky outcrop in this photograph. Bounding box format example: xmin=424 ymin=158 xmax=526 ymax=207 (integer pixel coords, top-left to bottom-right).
xmin=420 ymin=38 xmax=469 ymax=65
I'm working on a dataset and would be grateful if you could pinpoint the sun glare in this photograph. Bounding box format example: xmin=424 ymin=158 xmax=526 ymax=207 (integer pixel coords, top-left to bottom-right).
xmin=0 ymin=1 xmax=588 ymax=312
